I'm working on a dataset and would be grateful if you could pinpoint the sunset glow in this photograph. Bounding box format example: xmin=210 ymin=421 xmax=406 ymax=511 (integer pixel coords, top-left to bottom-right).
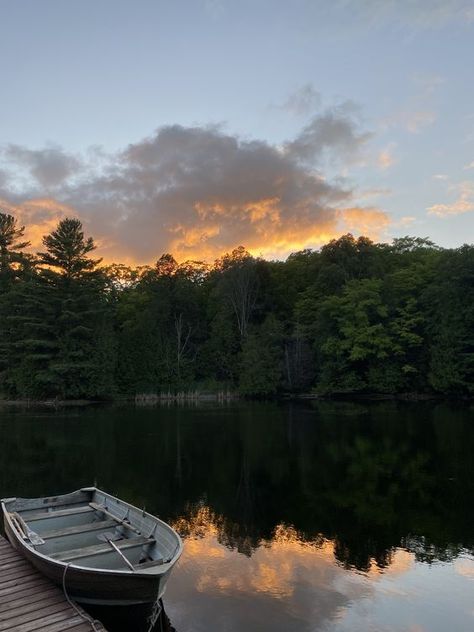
xmin=165 ymin=502 xmax=466 ymax=632
xmin=171 ymin=503 xmax=418 ymax=600
xmin=2 ymin=192 xmax=393 ymax=265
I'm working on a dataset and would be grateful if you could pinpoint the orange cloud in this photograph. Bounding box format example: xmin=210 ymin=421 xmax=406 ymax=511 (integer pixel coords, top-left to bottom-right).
xmin=428 ymin=181 xmax=474 ymax=217
xmin=0 ymin=196 xmax=71 ymax=250
xmin=164 ymin=198 xmax=390 ymax=263
xmin=339 ymin=206 xmax=391 ymax=240
xmin=1 ymin=193 xmax=391 ymax=265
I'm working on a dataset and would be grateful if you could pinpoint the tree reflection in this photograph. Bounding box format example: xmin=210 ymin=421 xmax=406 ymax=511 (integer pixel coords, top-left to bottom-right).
xmin=1 ymin=401 xmax=473 ymax=572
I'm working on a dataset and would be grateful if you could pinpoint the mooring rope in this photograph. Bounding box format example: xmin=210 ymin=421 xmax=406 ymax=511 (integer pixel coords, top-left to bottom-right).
xmin=62 ymin=563 xmax=103 ymax=631
xmin=146 ymin=595 xmax=163 ymax=632
xmin=62 ymin=560 xmax=163 ymax=632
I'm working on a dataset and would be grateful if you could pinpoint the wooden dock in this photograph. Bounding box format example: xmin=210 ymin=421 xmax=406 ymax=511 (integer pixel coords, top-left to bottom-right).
xmin=0 ymin=535 xmax=107 ymax=631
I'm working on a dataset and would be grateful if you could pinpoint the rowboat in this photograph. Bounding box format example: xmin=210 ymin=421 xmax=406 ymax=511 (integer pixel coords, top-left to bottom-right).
xmin=1 ymin=487 xmax=183 ymax=613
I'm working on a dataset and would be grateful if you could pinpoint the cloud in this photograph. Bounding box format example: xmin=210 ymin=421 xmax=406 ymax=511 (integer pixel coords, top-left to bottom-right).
xmin=339 ymin=207 xmax=391 ymax=238
xmin=356 ymin=187 xmax=392 ymax=201
xmin=432 ymin=174 xmax=449 ymax=180
xmin=0 ymin=169 xmax=10 ymax=189
xmin=280 ymin=84 xmax=322 ymax=117
xmin=2 ymin=144 xmax=82 ymax=189
xmin=285 ymin=102 xmax=372 ymax=166
xmin=0 ymin=118 xmax=389 ymax=264
xmin=427 ymin=181 xmax=474 ymax=217
xmin=0 ymin=196 xmax=75 ymax=250
xmin=464 ymin=161 xmax=474 ymax=170
xmin=378 ymin=144 xmax=396 ymax=170
xmin=397 ymin=216 xmax=416 ymax=227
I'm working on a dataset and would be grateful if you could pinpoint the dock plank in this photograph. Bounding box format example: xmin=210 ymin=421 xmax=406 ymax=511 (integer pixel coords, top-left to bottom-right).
xmin=0 ymin=536 xmax=107 ymax=632
xmin=1 ymin=590 xmax=65 ymax=614
xmin=0 ymin=576 xmax=53 ymax=595
xmin=0 ymin=601 xmax=72 ymax=630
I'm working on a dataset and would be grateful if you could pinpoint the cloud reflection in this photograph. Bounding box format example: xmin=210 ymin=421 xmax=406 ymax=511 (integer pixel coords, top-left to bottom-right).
xmin=165 ymin=504 xmax=421 ymax=632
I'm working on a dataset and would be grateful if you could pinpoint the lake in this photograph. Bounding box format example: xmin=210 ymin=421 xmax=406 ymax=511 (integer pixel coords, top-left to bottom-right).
xmin=1 ymin=401 xmax=473 ymax=631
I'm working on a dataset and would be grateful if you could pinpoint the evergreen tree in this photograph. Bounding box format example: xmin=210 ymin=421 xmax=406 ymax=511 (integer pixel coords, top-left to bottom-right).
xmin=2 ymin=272 xmax=58 ymax=397
xmin=37 ymin=218 xmax=115 ymax=398
xmin=39 ymin=218 xmax=101 ymax=278
xmin=0 ymin=211 xmax=34 ymax=395
xmin=0 ymin=211 xmax=30 ymax=289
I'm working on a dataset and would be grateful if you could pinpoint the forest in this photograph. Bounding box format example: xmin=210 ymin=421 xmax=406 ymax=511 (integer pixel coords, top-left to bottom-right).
xmin=0 ymin=211 xmax=473 ymax=400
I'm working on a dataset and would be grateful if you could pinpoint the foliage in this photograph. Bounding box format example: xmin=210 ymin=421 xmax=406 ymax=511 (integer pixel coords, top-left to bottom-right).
xmin=0 ymin=210 xmax=30 ymax=290
xmin=239 ymin=315 xmax=283 ymax=395
xmin=0 ymin=216 xmax=472 ymax=399
xmin=0 ymin=218 xmax=114 ymax=399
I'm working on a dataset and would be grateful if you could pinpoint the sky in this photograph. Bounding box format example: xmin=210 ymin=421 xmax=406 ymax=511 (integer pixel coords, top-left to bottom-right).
xmin=0 ymin=0 xmax=473 ymax=264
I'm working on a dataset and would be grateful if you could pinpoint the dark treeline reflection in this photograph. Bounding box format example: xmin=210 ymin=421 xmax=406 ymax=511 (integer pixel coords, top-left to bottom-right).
xmin=1 ymin=402 xmax=473 ymax=573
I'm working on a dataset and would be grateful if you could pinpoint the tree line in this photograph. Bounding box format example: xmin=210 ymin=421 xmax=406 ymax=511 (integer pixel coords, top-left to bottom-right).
xmin=0 ymin=211 xmax=472 ymax=399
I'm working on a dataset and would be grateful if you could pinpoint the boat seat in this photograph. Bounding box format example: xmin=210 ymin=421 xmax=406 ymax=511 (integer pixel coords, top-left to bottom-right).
xmin=134 ymin=557 xmax=164 ymax=570
xmin=23 ymin=505 xmax=94 ymax=523
xmin=41 ymin=519 xmax=118 ymax=540
xmin=51 ymin=535 xmax=155 ymax=562
xmin=89 ymin=502 xmax=142 ymax=535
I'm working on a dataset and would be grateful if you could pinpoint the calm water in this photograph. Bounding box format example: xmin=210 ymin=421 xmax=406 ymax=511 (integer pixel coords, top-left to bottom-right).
xmin=1 ymin=401 xmax=474 ymax=631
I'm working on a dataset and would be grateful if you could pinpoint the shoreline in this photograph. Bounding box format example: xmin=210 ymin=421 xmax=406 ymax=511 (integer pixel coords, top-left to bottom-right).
xmin=0 ymin=392 xmax=472 ymax=406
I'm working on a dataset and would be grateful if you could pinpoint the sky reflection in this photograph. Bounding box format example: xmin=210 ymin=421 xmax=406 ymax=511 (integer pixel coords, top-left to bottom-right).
xmin=1 ymin=402 xmax=473 ymax=631
xmin=165 ymin=504 xmax=474 ymax=632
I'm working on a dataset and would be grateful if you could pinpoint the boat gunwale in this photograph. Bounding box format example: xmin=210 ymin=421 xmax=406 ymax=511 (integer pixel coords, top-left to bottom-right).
xmin=1 ymin=486 xmax=183 ymax=578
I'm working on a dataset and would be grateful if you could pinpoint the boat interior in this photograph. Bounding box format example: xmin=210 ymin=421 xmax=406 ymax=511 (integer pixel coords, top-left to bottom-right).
xmin=3 ymin=488 xmax=179 ymax=573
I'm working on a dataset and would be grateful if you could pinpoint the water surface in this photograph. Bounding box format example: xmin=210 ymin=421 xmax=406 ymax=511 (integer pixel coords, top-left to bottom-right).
xmin=1 ymin=401 xmax=473 ymax=631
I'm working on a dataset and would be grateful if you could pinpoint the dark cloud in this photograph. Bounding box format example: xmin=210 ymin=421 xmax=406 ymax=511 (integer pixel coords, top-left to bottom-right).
xmin=0 ymin=115 xmax=388 ymax=263
xmin=285 ymin=103 xmax=372 ymax=165
xmin=4 ymin=144 xmax=82 ymax=188
xmin=60 ymin=124 xmax=349 ymax=261
xmin=0 ymin=169 xmax=10 ymax=189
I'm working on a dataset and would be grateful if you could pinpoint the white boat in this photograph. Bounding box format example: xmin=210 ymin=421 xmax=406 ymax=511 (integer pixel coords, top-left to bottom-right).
xmin=1 ymin=487 xmax=183 ymax=611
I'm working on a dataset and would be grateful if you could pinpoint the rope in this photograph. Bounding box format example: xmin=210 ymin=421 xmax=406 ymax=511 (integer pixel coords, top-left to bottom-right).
xmin=62 ymin=563 xmax=103 ymax=631
xmin=146 ymin=596 xmax=163 ymax=632
xmin=62 ymin=557 xmax=164 ymax=632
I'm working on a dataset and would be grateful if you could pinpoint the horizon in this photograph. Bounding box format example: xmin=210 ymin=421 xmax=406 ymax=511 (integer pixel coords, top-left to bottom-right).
xmin=4 ymin=212 xmax=458 ymax=268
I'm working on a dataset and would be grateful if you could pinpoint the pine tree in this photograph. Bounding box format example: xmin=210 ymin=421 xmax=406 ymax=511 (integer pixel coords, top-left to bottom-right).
xmin=0 ymin=211 xmax=33 ymax=395
xmin=0 ymin=211 xmax=30 ymax=290
xmin=37 ymin=218 xmax=115 ymax=398
xmin=2 ymin=272 xmax=58 ymax=397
